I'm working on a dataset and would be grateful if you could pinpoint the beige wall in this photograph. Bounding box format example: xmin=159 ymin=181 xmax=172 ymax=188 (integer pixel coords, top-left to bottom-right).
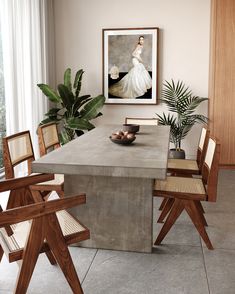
xmin=54 ymin=0 xmax=210 ymax=158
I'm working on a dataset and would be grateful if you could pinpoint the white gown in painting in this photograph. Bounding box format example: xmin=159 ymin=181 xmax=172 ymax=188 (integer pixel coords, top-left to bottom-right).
xmin=109 ymin=44 xmax=152 ymax=99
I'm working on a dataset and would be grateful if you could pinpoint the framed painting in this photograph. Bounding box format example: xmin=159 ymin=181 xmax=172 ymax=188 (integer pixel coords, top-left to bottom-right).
xmin=102 ymin=27 xmax=159 ymax=105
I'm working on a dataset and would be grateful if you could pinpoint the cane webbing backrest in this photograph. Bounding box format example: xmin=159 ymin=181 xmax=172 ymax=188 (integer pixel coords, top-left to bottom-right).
xmin=202 ymin=137 xmax=220 ymax=202
xmin=38 ymin=123 xmax=60 ymax=156
xmin=198 ymin=128 xmax=207 ymax=150
xmin=125 ymin=117 xmax=158 ymax=125
xmin=3 ymin=131 xmax=35 ymax=178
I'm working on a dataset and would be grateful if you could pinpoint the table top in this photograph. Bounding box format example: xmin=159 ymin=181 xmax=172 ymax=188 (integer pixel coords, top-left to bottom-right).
xmin=32 ymin=125 xmax=170 ymax=179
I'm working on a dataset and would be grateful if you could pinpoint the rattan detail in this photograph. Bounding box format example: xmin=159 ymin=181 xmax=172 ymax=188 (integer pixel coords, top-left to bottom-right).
xmin=0 ymin=209 xmax=85 ymax=252
xmin=35 ymin=174 xmax=64 ymax=186
xmin=205 ymin=139 xmax=216 ymax=169
xmin=155 ymin=176 xmax=206 ymax=195
xmin=168 ymin=159 xmax=199 ymax=170
xmin=8 ymin=133 xmax=33 ymax=165
xmin=199 ymin=127 xmax=207 ymax=150
xmin=42 ymin=124 xmax=59 ymax=149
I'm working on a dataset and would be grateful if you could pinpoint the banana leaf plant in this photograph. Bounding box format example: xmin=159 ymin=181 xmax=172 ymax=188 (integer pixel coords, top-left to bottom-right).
xmin=156 ymin=80 xmax=208 ymax=150
xmin=38 ymin=68 xmax=105 ymax=144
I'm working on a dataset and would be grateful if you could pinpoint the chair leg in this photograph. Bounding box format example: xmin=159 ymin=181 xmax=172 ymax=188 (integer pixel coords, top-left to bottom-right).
xmin=183 ymin=200 xmax=213 ymax=250
xmin=30 ymin=190 xmax=57 ymax=265
xmin=159 ymin=197 xmax=167 ymax=211
xmin=194 ymin=201 xmax=208 ymax=226
xmin=45 ymin=214 xmax=83 ymax=294
xmin=197 ymin=201 xmax=205 ymax=214
xmin=0 ymin=244 xmax=3 ymax=263
xmin=154 ymin=199 xmax=184 ymax=246
xmin=157 ymin=198 xmax=174 ymax=223
xmin=57 ymin=190 xmax=65 ymax=198
xmin=14 ymin=218 xmax=45 ymax=294
xmin=45 ymin=251 xmax=57 ymax=265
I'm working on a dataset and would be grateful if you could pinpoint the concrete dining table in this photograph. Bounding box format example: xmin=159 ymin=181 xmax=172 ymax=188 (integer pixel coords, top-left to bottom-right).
xmin=32 ymin=125 xmax=170 ymax=253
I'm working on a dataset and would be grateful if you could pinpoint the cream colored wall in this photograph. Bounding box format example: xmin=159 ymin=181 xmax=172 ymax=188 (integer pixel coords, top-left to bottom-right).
xmin=53 ymin=0 xmax=210 ymax=158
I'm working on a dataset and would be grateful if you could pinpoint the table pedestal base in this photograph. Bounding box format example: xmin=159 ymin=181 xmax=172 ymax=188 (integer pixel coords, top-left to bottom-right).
xmin=65 ymin=175 xmax=154 ymax=253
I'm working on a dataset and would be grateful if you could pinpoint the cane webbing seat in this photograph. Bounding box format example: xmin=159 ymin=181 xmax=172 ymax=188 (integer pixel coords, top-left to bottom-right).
xmin=0 ymin=175 xmax=89 ymax=293
xmin=167 ymin=127 xmax=209 ymax=175
xmin=125 ymin=117 xmax=158 ymax=125
xmin=155 ymin=177 xmax=206 ymax=196
xmin=158 ymin=127 xmax=209 ymax=220
xmin=31 ymin=174 xmax=64 ymax=191
xmin=167 ymin=159 xmax=199 ymax=171
xmin=0 ymin=209 xmax=87 ymax=257
xmin=154 ymin=137 xmax=220 ymax=250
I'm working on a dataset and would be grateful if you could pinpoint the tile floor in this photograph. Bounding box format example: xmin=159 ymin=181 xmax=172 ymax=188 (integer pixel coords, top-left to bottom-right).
xmin=0 ymin=170 xmax=235 ymax=293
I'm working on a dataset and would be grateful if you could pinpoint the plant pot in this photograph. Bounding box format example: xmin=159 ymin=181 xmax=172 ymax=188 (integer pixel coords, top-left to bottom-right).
xmin=168 ymin=148 xmax=185 ymax=159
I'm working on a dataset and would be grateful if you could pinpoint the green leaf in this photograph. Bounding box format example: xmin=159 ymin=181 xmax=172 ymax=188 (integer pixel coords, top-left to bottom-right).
xmin=72 ymin=95 xmax=91 ymax=114
xmin=37 ymin=84 xmax=61 ymax=103
xmin=73 ymin=69 xmax=84 ymax=97
xmin=67 ymin=117 xmax=95 ymax=130
xmin=57 ymin=84 xmax=75 ymax=111
xmin=39 ymin=117 xmax=60 ymax=126
xmin=64 ymin=68 xmax=72 ymax=91
xmin=80 ymin=95 xmax=105 ymax=120
xmin=59 ymin=130 xmax=70 ymax=145
xmin=45 ymin=108 xmax=61 ymax=117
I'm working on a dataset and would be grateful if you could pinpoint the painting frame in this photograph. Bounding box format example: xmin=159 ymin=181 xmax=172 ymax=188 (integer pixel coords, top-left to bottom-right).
xmin=102 ymin=27 xmax=159 ymax=105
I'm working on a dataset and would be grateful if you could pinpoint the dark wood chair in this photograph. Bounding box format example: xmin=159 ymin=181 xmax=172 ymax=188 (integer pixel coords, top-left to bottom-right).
xmin=153 ymin=137 xmax=220 ymax=250
xmin=2 ymin=130 xmax=64 ymax=200
xmin=158 ymin=127 xmax=209 ymax=222
xmin=167 ymin=127 xmax=209 ymax=176
xmin=125 ymin=117 xmax=158 ymax=125
xmin=0 ymin=174 xmax=89 ymax=294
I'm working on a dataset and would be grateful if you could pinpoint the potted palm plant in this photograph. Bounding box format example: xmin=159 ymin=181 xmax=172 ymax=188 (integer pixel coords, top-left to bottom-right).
xmin=38 ymin=68 xmax=105 ymax=144
xmin=157 ymin=80 xmax=208 ymax=159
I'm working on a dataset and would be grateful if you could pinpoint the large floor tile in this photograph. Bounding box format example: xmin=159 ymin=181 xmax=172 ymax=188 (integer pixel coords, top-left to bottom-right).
xmin=0 ymin=247 xmax=96 ymax=293
xmin=153 ymin=222 xmax=201 ymax=247
xmin=203 ymin=247 xmax=235 ymax=294
xmin=83 ymin=246 xmax=209 ymax=294
xmin=201 ymin=211 xmax=235 ymax=250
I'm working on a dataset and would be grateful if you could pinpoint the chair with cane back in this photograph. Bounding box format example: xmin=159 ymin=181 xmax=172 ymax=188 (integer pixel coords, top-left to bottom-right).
xmin=0 ymin=174 xmax=89 ymax=294
xmin=153 ymin=136 xmax=220 ymax=250
xmin=2 ymin=130 xmax=64 ymax=201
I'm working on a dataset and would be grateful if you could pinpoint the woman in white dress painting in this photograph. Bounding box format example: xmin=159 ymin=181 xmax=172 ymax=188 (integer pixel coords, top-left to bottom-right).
xmin=109 ymin=36 xmax=152 ymax=99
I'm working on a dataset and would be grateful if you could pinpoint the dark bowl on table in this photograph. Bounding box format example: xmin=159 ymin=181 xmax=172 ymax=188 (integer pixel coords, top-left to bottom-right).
xmin=122 ymin=124 xmax=140 ymax=133
xmin=109 ymin=136 xmax=136 ymax=145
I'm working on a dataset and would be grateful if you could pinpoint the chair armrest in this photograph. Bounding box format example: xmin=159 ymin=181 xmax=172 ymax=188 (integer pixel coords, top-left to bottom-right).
xmin=0 ymin=193 xmax=86 ymax=227
xmin=0 ymin=173 xmax=54 ymax=193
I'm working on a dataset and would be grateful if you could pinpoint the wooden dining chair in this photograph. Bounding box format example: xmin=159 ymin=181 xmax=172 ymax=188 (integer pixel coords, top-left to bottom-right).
xmin=125 ymin=117 xmax=158 ymax=125
xmin=37 ymin=122 xmax=60 ymax=157
xmin=2 ymin=130 xmax=64 ymax=200
xmin=0 ymin=174 xmax=89 ymax=294
xmin=157 ymin=127 xmax=210 ymax=222
xmin=153 ymin=137 xmax=220 ymax=249
xmin=167 ymin=127 xmax=209 ymax=176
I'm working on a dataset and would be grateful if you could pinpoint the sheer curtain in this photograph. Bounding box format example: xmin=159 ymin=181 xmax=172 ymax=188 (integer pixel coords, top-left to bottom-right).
xmin=0 ymin=0 xmax=55 ymax=156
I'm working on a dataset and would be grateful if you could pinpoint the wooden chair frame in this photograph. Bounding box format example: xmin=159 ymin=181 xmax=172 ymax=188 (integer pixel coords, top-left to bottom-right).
xmin=3 ymin=131 xmax=35 ymax=179
xmin=167 ymin=127 xmax=210 ymax=176
xmin=0 ymin=175 xmax=89 ymax=294
xmin=3 ymin=130 xmax=64 ymax=197
xmin=158 ymin=127 xmax=210 ymax=222
xmin=154 ymin=137 xmax=220 ymax=249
